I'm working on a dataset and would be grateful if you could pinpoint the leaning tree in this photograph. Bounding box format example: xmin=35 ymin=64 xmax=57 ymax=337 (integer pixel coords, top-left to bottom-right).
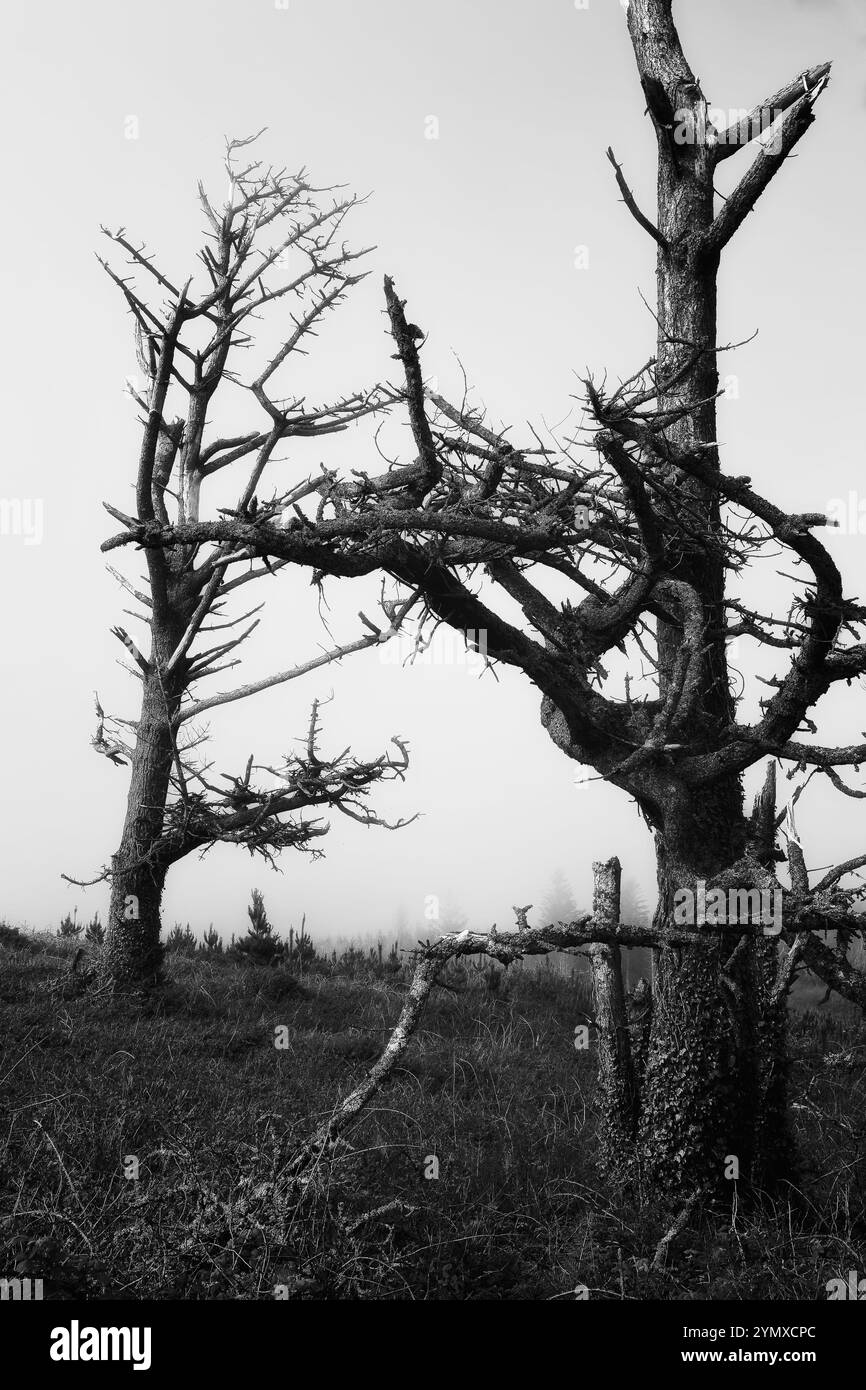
xmin=83 ymin=136 xmax=418 ymax=990
xmin=104 ymin=5 xmax=865 ymax=1193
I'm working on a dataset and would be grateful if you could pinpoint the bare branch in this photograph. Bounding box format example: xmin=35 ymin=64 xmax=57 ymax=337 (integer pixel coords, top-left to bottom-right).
xmin=713 ymin=63 xmax=832 ymax=162
xmin=606 ymin=147 xmax=669 ymax=252
xmin=703 ymin=72 xmax=831 ymax=256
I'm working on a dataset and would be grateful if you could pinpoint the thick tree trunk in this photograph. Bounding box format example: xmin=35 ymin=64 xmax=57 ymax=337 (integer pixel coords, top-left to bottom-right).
xmin=584 ymin=780 xmax=791 ymax=1194
xmin=632 ymin=915 xmax=791 ymax=1193
xmin=633 ymin=784 xmax=740 ymax=1190
xmin=103 ymin=671 xmax=178 ymax=988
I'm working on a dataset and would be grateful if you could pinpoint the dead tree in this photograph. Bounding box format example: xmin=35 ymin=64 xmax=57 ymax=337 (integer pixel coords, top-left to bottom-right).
xmin=104 ymin=11 xmax=866 ymax=1193
xmin=84 ymin=136 xmax=416 ymax=989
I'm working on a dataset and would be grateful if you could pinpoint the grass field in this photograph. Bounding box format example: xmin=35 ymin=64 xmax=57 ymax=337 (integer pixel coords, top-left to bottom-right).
xmin=1 ymin=924 xmax=864 ymax=1300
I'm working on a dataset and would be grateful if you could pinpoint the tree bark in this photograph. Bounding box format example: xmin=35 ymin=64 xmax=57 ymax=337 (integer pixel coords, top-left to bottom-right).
xmin=600 ymin=0 xmax=781 ymax=1193
xmin=103 ymin=670 xmax=180 ymax=988
xmin=584 ymin=782 xmax=791 ymax=1192
xmin=588 ymin=857 xmax=636 ymax=1170
xmin=632 ymin=783 xmax=741 ymax=1190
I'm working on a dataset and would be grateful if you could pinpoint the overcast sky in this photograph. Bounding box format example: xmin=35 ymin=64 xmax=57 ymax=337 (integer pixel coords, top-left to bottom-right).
xmin=2 ymin=0 xmax=865 ymax=943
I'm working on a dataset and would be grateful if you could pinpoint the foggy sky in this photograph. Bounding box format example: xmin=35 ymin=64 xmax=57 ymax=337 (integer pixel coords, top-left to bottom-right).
xmin=2 ymin=0 xmax=865 ymax=944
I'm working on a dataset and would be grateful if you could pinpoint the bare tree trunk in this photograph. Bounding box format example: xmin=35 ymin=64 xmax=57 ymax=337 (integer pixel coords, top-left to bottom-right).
xmin=589 ymin=857 xmax=637 ymax=1171
xmin=637 ymin=785 xmax=754 ymax=1192
xmin=103 ymin=672 xmax=178 ymax=988
xmin=93 ymin=145 xmax=415 ymax=992
xmin=632 ymin=793 xmax=792 ymax=1191
xmin=621 ymin=3 xmax=773 ymax=1193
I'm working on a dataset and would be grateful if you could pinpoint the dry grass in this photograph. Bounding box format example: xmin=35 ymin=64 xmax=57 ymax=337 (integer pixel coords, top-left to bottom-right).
xmin=1 ymin=927 xmax=864 ymax=1300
